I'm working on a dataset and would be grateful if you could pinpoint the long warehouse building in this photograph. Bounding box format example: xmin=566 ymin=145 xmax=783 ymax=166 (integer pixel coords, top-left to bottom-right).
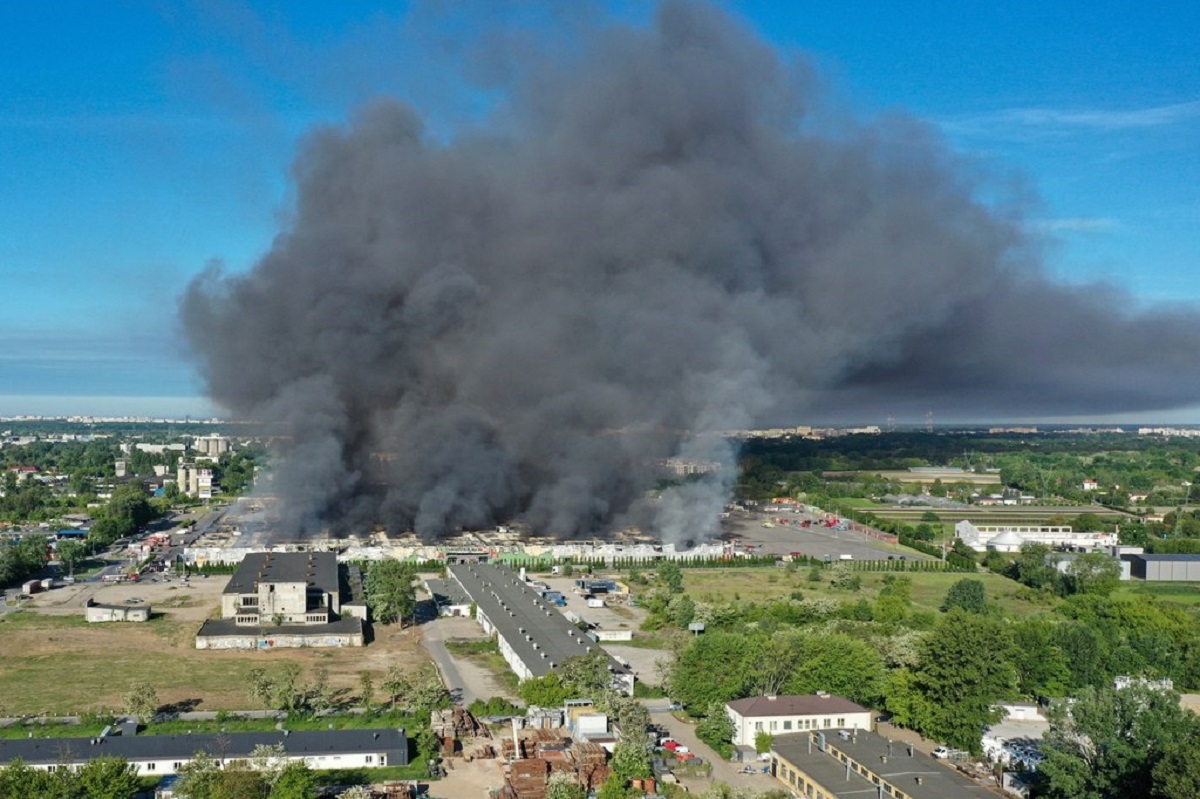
xmin=447 ymin=562 xmax=635 ymax=695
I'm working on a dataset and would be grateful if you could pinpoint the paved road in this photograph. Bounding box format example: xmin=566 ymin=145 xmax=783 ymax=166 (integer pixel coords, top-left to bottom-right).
xmin=419 ymin=614 xmax=519 ymax=707
xmin=642 ymin=698 xmax=777 ymax=793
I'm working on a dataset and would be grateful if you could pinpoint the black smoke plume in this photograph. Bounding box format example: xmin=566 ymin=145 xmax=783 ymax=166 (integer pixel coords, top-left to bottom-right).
xmin=182 ymin=2 xmax=1200 ymax=540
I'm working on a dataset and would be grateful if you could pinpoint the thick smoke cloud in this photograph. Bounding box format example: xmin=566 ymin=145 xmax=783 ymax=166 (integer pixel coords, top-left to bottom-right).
xmin=182 ymin=2 xmax=1200 ymax=540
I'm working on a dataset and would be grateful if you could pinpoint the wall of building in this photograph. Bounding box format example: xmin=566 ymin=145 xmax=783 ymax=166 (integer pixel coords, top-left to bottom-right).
xmin=731 ymin=710 xmax=872 ymax=747
xmin=195 ymin=631 xmax=363 ymax=650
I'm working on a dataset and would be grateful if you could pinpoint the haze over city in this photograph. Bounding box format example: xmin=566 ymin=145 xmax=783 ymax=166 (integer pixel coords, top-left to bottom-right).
xmin=3 ymin=0 xmax=1198 ymax=428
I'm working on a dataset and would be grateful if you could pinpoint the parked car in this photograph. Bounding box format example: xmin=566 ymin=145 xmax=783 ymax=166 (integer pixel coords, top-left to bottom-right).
xmin=931 ymin=746 xmax=951 ymax=759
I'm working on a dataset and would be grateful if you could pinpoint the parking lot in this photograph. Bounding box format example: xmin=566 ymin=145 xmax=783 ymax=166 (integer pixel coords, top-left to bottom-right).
xmin=727 ymin=510 xmax=933 ymax=562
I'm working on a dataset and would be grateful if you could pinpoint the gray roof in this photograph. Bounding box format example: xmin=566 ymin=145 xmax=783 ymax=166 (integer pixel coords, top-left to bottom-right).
xmin=772 ymin=730 xmax=990 ymax=799
xmin=0 ymin=728 xmax=407 ymax=768
xmin=728 ymin=695 xmax=869 ymax=719
xmin=425 ymin=578 xmax=472 ymax=607
xmin=448 ymin=563 xmax=631 ymax=680
xmin=1133 ymin=554 xmax=1200 ymax=561
xmin=196 ymin=617 xmax=363 ymax=637
xmin=223 ymin=551 xmax=339 ymax=595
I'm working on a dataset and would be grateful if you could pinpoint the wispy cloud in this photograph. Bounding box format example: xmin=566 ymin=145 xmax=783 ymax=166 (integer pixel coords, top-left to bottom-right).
xmin=941 ymin=99 xmax=1200 ymax=138
xmin=1032 ymin=217 xmax=1120 ymax=234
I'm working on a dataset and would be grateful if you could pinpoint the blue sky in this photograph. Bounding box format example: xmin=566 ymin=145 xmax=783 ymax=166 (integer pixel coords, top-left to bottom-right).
xmin=1 ymin=1 xmax=1197 ymax=420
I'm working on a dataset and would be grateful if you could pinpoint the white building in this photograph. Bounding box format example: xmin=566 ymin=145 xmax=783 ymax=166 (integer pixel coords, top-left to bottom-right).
xmin=955 ymin=520 xmax=1116 ymax=552
xmin=725 ymin=694 xmax=872 ymax=747
xmin=0 ymin=728 xmax=406 ymax=776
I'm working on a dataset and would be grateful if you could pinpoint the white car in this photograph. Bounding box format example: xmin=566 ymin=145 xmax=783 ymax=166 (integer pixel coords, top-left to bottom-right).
xmin=931 ymin=747 xmax=951 ymax=759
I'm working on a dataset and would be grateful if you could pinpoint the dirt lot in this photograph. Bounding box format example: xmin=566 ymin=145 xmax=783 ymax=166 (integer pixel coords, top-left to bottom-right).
xmin=0 ymin=577 xmax=432 ymax=717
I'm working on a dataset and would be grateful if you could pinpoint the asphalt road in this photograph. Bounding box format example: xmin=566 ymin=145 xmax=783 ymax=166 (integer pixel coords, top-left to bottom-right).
xmin=642 ymin=698 xmax=775 ymax=793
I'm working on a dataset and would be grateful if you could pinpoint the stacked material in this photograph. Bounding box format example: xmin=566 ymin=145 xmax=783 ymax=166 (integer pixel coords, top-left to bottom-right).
xmin=430 ymin=707 xmax=491 ymax=739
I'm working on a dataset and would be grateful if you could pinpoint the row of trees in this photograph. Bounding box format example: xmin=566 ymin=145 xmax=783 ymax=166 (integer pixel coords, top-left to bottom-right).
xmin=655 ymin=560 xmax=1200 ymax=756
xmin=0 ymin=534 xmax=50 ymax=587
xmin=0 ymin=756 xmax=139 ymax=799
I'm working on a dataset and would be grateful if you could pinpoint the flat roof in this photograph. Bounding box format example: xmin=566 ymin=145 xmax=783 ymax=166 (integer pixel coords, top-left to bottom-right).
xmin=772 ymin=730 xmax=991 ymax=799
xmin=449 ymin=563 xmax=631 ymax=681
xmin=1134 ymin=554 xmax=1200 ymax=561
xmin=425 ymin=577 xmax=472 ymax=607
xmin=0 ymin=728 xmax=407 ymax=767
xmin=223 ymin=551 xmax=339 ymax=595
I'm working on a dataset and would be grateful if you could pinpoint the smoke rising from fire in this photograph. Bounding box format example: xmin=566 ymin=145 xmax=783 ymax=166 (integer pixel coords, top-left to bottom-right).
xmin=182 ymin=2 xmax=1200 ymax=540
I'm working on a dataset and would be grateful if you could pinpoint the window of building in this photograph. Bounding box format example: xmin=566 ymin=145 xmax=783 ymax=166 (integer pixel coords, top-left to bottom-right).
xmin=147 ymin=763 xmax=156 ymax=771
xmin=755 ymin=722 xmax=763 ymax=731
xmin=174 ymin=762 xmax=183 ymax=770
xmin=837 ymin=717 xmax=845 ymax=726
xmin=783 ymin=720 xmax=792 ymax=730
xmin=366 ymin=755 xmax=373 ymax=763
xmin=241 ymin=596 xmax=256 ymax=606
xmin=823 ymin=718 xmax=832 ymax=728
xmin=770 ymin=720 xmax=777 ymax=731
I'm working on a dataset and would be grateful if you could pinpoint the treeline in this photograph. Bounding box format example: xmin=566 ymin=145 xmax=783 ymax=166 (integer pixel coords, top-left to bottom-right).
xmin=643 ymin=560 xmax=1200 ymax=758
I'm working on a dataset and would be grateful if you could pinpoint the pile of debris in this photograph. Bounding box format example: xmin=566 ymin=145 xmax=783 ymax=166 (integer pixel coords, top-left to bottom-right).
xmin=496 ymin=743 xmax=612 ymax=799
xmin=431 ymin=707 xmax=491 ymax=740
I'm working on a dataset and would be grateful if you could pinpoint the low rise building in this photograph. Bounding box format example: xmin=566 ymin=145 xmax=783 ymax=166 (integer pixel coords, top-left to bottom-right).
xmin=85 ymin=598 xmax=151 ymax=623
xmin=955 ymin=520 xmax=1116 ymax=552
xmin=448 ymin=562 xmax=634 ymax=694
xmin=196 ymin=551 xmax=363 ymax=649
xmin=0 ymin=728 xmax=406 ymax=776
xmin=770 ymin=729 xmax=991 ymax=799
xmin=1128 ymin=554 xmax=1200 ymax=581
xmin=726 ymin=694 xmax=872 ymax=747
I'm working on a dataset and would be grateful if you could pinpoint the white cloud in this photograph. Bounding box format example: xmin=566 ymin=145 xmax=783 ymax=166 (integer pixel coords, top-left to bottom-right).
xmin=1032 ymin=217 xmax=1120 ymax=234
xmin=940 ymin=99 xmax=1200 ymax=138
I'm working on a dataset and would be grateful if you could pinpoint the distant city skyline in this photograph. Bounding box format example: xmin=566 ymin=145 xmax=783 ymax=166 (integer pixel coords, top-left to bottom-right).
xmin=2 ymin=2 xmax=1198 ymax=421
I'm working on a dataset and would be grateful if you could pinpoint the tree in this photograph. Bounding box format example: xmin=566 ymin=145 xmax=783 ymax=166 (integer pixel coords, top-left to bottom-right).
xmin=696 ymin=701 xmax=736 ymax=750
xmin=1153 ymin=721 xmax=1200 ymax=799
xmin=519 ymin=672 xmax=569 ymax=707
xmin=609 ymin=738 xmax=652 ymax=782
xmin=658 ymin=561 xmax=684 ymax=593
xmin=123 ymin=681 xmax=159 ymax=720
xmin=1038 ymin=684 xmax=1192 ymax=799
xmin=0 ymin=759 xmax=54 ymax=799
xmin=783 ymin=633 xmax=885 ymax=707
xmin=1010 ymin=542 xmax=1063 ymax=594
xmin=268 ymin=761 xmax=317 ymax=799
xmin=546 ymin=772 xmax=586 ymax=799
xmin=596 ymin=774 xmax=634 ymax=799
xmin=74 ymin=756 xmax=141 ymax=799
xmin=174 ymin=751 xmax=225 ymax=799
xmin=940 ymin=578 xmax=987 ymax=614
xmin=559 ymin=649 xmax=616 ymax=698
xmin=911 ymin=612 xmax=1016 ymax=752
xmin=754 ymin=730 xmax=774 ymax=754
xmin=366 ymin=559 xmax=416 ymax=626
xmin=381 ymin=664 xmax=411 ymax=709
xmin=358 ymin=671 xmax=376 ymax=712
xmin=409 ymin=663 xmax=450 ymax=711
xmin=55 ymin=539 xmax=87 ymax=577
xmin=1065 ymin=552 xmax=1121 ymax=597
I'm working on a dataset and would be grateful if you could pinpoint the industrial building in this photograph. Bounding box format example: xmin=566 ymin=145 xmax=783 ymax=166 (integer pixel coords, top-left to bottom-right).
xmin=447 ymin=563 xmax=635 ymax=695
xmin=1127 ymin=553 xmax=1200 ymax=581
xmin=0 ymin=728 xmax=407 ymax=776
xmin=770 ymin=729 xmax=991 ymax=799
xmin=955 ymin=520 xmax=1116 ymax=552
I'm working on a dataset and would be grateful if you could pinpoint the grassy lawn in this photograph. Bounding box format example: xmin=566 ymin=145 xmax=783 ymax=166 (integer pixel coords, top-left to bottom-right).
xmin=444 ymin=638 xmax=519 ymax=692
xmin=0 ymin=608 xmax=431 ymax=716
xmin=1113 ymin=582 xmax=1200 ymax=607
xmin=682 ymin=567 xmax=1052 ymax=616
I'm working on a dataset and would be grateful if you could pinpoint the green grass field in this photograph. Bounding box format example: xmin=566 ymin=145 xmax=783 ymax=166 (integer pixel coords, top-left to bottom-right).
xmin=681 ymin=567 xmax=1054 ymax=616
xmin=1113 ymin=582 xmax=1200 ymax=606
